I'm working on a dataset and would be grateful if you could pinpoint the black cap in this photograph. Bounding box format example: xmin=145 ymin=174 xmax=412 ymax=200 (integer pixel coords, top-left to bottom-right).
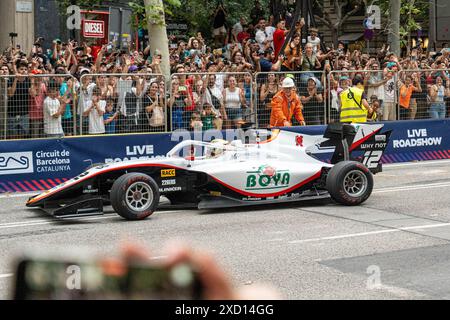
xmin=353 ymin=76 xmax=364 ymax=86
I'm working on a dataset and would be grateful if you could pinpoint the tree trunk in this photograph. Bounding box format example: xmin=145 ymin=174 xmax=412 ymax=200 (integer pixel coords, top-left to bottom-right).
xmin=388 ymin=0 xmax=401 ymax=56
xmin=144 ymin=0 xmax=171 ymax=79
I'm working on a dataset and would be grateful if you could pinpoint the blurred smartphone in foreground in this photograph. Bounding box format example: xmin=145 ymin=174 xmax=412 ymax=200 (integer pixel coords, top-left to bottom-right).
xmin=12 ymin=252 xmax=203 ymax=300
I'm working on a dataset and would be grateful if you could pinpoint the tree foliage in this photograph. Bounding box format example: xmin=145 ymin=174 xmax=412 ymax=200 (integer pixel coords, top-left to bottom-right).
xmin=55 ymin=0 xmax=104 ymax=15
xmin=375 ymin=0 xmax=429 ymax=49
xmin=130 ymin=0 xmax=270 ymax=39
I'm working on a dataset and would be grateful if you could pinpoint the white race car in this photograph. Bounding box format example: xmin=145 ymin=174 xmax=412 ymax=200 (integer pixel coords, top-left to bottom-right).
xmin=26 ymin=123 xmax=391 ymax=220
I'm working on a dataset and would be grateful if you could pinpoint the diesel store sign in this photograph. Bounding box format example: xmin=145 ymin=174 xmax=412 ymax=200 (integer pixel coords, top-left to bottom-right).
xmin=83 ymin=20 xmax=105 ymax=38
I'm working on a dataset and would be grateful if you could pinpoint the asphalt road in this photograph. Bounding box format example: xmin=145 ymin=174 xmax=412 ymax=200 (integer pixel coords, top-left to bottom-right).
xmin=1 ymin=160 xmax=450 ymax=300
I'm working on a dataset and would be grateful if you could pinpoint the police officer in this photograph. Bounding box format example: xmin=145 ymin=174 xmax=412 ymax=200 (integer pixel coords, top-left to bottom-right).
xmin=339 ymin=76 xmax=376 ymax=123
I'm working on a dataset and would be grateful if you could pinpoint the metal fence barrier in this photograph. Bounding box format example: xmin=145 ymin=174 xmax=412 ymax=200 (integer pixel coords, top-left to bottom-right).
xmin=397 ymin=69 xmax=450 ymax=121
xmin=0 ymin=74 xmax=77 ymax=140
xmin=170 ymin=72 xmax=254 ymax=131
xmin=2 ymin=69 xmax=450 ymax=141
xmin=255 ymin=71 xmax=326 ymax=128
xmin=327 ymin=69 xmax=392 ymax=123
xmin=79 ymin=73 xmax=168 ymax=135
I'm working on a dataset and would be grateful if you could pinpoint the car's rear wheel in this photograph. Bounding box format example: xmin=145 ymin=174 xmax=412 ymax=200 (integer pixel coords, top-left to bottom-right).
xmin=110 ymin=173 xmax=159 ymax=220
xmin=326 ymin=161 xmax=373 ymax=206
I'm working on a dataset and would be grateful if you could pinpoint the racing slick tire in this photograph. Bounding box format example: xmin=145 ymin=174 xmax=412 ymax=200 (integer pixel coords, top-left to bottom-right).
xmin=326 ymin=161 xmax=373 ymax=206
xmin=110 ymin=173 xmax=160 ymax=220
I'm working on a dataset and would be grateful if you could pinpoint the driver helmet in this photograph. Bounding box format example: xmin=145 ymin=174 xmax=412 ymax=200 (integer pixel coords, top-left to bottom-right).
xmin=206 ymin=139 xmax=229 ymax=158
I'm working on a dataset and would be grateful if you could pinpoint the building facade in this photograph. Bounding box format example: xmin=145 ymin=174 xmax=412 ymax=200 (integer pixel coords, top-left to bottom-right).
xmin=0 ymin=0 xmax=134 ymax=53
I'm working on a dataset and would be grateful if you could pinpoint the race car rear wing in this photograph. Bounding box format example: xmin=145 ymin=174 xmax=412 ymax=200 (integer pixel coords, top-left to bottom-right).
xmin=323 ymin=123 xmax=392 ymax=174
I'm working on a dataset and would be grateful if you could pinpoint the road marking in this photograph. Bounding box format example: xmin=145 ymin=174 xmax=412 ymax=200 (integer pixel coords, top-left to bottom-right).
xmin=0 ymin=273 xmax=13 ymax=279
xmin=266 ymin=238 xmax=285 ymax=242
xmin=0 ymin=211 xmax=182 ymax=230
xmin=0 ymin=192 xmax=36 ymax=199
xmin=289 ymin=222 xmax=450 ymax=244
xmin=384 ymin=159 xmax=450 ymax=168
xmin=373 ymin=182 xmax=450 ymax=194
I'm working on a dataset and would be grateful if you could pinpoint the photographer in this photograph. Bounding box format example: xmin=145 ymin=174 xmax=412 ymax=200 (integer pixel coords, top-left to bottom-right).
xmin=282 ymin=33 xmax=302 ymax=72
xmin=259 ymin=49 xmax=283 ymax=72
xmin=7 ymin=60 xmax=31 ymax=139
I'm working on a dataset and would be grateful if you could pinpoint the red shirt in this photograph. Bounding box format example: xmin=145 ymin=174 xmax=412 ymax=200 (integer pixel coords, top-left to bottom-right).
xmin=237 ymin=31 xmax=250 ymax=43
xmin=273 ymin=29 xmax=286 ymax=61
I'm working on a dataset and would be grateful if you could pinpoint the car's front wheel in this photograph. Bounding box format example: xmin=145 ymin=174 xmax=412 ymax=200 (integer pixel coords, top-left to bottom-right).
xmin=110 ymin=173 xmax=160 ymax=220
xmin=326 ymin=161 xmax=373 ymax=206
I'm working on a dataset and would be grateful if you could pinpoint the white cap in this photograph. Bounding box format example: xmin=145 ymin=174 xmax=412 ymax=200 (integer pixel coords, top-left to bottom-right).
xmin=281 ymin=77 xmax=295 ymax=88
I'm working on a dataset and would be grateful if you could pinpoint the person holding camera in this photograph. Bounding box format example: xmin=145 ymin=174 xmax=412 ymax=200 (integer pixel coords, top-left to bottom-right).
xmin=7 ymin=60 xmax=31 ymax=139
xmin=212 ymin=2 xmax=228 ymax=47
xmin=282 ymin=33 xmax=302 ymax=72
xmin=259 ymin=49 xmax=283 ymax=72
xmin=398 ymin=74 xmax=421 ymax=120
xmin=83 ymin=87 xmax=106 ymax=135
xmin=169 ymin=77 xmax=193 ymax=130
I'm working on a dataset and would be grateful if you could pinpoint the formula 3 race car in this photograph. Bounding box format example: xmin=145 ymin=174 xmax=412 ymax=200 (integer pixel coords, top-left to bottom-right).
xmin=26 ymin=123 xmax=391 ymax=220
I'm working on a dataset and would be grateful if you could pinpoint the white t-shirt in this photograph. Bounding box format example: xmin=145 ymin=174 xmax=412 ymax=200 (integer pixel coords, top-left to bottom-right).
xmin=384 ymin=77 xmax=396 ymax=103
xmin=214 ymin=74 xmax=225 ymax=93
xmin=265 ymin=26 xmax=276 ymax=49
xmin=87 ymin=100 xmax=106 ymax=134
xmin=44 ymin=97 xmax=63 ymax=135
xmin=255 ymin=29 xmax=267 ymax=50
xmin=77 ymin=82 xmax=96 ymax=115
xmin=307 ymin=36 xmax=321 ymax=53
xmin=209 ymin=85 xmax=223 ymax=104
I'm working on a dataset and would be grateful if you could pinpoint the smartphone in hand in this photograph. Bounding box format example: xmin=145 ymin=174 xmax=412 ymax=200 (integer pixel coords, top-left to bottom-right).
xmin=12 ymin=251 xmax=204 ymax=300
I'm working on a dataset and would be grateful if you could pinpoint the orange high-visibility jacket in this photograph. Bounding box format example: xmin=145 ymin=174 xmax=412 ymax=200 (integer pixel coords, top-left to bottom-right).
xmin=270 ymin=90 xmax=304 ymax=127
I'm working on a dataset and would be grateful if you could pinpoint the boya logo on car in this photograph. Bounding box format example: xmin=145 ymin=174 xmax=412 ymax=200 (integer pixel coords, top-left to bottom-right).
xmin=246 ymin=167 xmax=290 ymax=190
xmin=161 ymin=169 xmax=176 ymax=177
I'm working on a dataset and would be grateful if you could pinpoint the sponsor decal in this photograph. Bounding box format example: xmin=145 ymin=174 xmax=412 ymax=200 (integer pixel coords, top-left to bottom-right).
xmin=296 ymin=135 xmax=304 ymax=147
xmin=161 ymin=169 xmax=176 ymax=178
xmin=83 ymin=185 xmax=99 ymax=194
xmin=360 ymin=141 xmax=388 ymax=150
xmin=246 ymin=165 xmax=290 ymax=190
xmin=28 ymin=149 xmax=72 ymax=174
xmin=375 ymin=135 xmax=386 ymax=142
xmin=258 ymin=165 xmax=276 ymax=177
xmin=0 ymin=152 xmax=33 ymax=175
xmin=161 ymin=179 xmax=176 ymax=186
xmin=392 ymin=129 xmax=442 ymax=149
xmin=105 ymin=145 xmax=157 ymax=163
xmin=159 ymin=186 xmax=182 ymax=192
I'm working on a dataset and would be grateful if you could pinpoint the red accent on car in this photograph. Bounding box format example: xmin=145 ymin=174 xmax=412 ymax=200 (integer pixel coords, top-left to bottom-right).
xmin=263 ymin=166 xmax=276 ymax=177
xmin=349 ymin=128 xmax=381 ymax=151
xmin=296 ymin=135 xmax=304 ymax=147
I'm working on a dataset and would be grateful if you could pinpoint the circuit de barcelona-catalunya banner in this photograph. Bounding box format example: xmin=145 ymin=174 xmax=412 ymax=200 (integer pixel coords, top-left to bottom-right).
xmin=0 ymin=119 xmax=449 ymax=193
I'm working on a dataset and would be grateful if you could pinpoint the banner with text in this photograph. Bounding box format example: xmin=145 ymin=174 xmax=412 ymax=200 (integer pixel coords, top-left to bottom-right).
xmin=0 ymin=120 xmax=449 ymax=193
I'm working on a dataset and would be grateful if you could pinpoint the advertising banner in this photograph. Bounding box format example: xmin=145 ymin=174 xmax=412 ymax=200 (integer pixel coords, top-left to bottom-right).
xmin=0 ymin=120 xmax=449 ymax=193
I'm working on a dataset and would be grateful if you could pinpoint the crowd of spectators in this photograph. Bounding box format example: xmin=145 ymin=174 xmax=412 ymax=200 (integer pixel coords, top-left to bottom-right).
xmin=1 ymin=5 xmax=450 ymax=139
